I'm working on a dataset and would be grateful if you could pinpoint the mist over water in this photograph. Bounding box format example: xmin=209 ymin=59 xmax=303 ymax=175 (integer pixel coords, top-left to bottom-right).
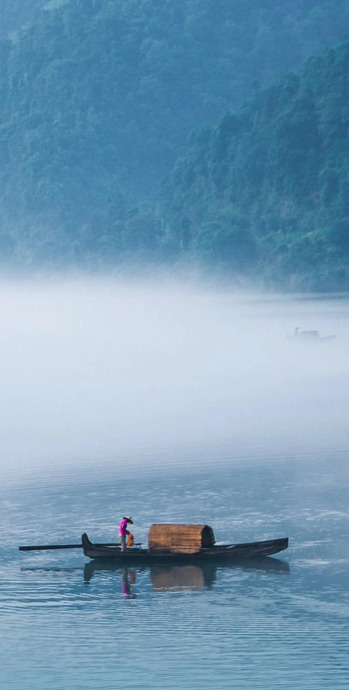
xmin=1 ymin=277 xmax=348 ymax=482
xmin=1 ymin=278 xmax=349 ymax=690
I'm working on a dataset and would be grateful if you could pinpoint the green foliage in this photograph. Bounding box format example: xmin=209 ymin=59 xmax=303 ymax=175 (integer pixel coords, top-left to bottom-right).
xmin=1 ymin=0 xmax=349 ymax=286
xmin=163 ymin=36 xmax=349 ymax=289
xmin=194 ymin=211 xmax=256 ymax=270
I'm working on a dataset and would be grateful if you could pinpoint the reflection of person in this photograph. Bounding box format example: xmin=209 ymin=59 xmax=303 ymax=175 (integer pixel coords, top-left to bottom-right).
xmin=119 ymin=516 xmax=133 ymax=551
xmin=122 ymin=568 xmax=137 ymax=598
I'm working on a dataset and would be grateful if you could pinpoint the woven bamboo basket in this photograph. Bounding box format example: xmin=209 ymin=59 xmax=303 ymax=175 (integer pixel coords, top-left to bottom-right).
xmin=148 ymin=523 xmax=215 ymax=553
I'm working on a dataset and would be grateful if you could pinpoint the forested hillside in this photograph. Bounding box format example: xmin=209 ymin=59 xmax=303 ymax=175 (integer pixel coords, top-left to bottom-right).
xmin=0 ymin=0 xmax=349 ymax=284
xmin=163 ymin=43 xmax=349 ymax=289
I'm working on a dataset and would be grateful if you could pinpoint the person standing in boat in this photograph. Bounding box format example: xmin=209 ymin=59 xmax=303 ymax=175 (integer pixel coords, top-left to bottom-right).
xmin=119 ymin=516 xmax=133 ymax=551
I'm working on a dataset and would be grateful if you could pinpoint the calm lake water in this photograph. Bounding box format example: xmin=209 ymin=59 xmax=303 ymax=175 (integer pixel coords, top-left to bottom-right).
xmin=1 ymin=452 xmax=348 ymax=690
xmin=1 ymin=286 xmax=349 ymax=688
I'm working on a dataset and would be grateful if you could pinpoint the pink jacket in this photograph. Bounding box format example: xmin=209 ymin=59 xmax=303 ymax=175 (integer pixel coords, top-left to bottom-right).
xmin=119 ymin=518 xmax=129 ymax=536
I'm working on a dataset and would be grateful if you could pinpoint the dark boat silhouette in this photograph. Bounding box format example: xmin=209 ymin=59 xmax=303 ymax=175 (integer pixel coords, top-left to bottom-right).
xmin=82 ymin=531 xmax=289 ymax=564
xmin=288 ymin=327 xmax=336 ymax=342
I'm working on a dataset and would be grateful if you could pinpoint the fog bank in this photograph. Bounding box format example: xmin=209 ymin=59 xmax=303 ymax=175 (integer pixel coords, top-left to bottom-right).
xmin=1 ymin=278 xmax=348 ymax=481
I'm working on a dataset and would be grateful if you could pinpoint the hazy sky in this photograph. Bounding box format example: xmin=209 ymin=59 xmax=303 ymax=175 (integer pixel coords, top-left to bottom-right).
xmin=1 ymin=278 xmax=348 ymax=482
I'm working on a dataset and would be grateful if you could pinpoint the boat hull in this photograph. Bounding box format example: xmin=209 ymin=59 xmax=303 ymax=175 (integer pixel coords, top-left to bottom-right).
xmin=82 ymin=533 xmax=288 ymax=563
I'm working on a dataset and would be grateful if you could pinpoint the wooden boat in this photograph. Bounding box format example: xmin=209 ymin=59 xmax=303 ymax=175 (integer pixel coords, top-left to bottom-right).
xmin=82 ymin=532 xmax=289 ymax=563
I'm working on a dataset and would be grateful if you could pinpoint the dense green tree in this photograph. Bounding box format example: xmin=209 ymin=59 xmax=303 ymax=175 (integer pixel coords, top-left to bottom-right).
xmin=1 ymin=0 xmax=349 ymax=285
xmin=162 ymin=39 xmax=349 ymax=290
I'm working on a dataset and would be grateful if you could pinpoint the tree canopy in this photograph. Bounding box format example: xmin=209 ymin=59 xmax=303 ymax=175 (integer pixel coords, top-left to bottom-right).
xmin=162 ymin=42 xmax=349 ymax=289
xmin=0 ymin=0 xmax=349 ymax=287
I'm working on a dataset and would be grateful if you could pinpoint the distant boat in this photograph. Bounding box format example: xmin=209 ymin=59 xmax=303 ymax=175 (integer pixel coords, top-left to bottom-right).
xmin=288 ymin=327 xmax=336 ymax=342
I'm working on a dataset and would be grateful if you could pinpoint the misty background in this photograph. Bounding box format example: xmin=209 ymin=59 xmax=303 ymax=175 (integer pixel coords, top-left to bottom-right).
xmin=1 ymin=279 xmax=348 ymax=482
xmin=0 ymin=3 xmax=348 ymax=480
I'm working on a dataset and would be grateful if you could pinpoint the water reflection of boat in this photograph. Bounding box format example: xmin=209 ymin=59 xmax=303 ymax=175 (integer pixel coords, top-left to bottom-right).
xmin=83 ymin=557 xmax=289 ymax=586
xmin=288 ymin=327 xmax=336 ymax=342
xmin=150 ymin=564 xmax=216 ymax=591
xmin=234 ymin=556 xmax=290 ymax=573
xmin=82 ymin=532 xmax=289 ymax=563
xmin=83 ymin=562 xmax=217 ymax=589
